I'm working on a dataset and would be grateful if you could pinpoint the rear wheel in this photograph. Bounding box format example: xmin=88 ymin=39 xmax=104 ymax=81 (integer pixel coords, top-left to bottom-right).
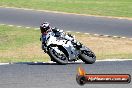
xmin=48 ymin=46 xmax=68 ymax=65
xmin=79 ymin=47 xmax=96 ymax=64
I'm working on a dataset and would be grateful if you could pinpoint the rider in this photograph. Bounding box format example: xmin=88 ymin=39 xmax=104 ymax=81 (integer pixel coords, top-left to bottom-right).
xmin=40 ymin=22 xmax=81 ymax=52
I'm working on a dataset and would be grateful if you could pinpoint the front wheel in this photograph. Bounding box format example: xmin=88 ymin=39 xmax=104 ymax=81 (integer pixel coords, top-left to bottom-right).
xmin=47 ymin=46 xmax=68 ymax=65
xmin=79 ymin=47 xmax=96 ymax=64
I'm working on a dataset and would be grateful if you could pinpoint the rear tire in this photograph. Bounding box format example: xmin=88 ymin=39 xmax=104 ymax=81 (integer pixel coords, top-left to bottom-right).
xmin=79 ymin=47 xmax=96 ymax=64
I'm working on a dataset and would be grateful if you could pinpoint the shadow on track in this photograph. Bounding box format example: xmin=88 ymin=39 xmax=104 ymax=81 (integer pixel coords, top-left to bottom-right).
xmin=13 ymin=61 xmax=84 ymax=65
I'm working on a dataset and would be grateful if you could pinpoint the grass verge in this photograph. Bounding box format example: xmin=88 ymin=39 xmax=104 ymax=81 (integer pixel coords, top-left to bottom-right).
xmin=0 ymin=0 xmax=132 ymax=18
xmin=0 ymin=25 xmax=132 ymax=62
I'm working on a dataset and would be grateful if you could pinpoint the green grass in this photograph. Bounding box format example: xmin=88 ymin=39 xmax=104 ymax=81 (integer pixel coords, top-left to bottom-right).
xmin=0 ymin=26 xmax=38 ymax=50
xmin=0 ymin=25 xmax=132 ymax=62
xmin=0 ymin=0 xmax=132 ymax=17
xmin=0 ymin=25 xmax=50 ymax=62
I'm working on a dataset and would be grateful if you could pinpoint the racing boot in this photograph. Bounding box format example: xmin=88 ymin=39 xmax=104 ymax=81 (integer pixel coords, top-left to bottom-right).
xmin=42 ymin=43 xmax=47 ymax=53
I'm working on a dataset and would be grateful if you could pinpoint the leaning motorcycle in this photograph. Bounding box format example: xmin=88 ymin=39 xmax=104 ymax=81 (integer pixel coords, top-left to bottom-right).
xmin=41 ymin=31 xmax=96 ymax=65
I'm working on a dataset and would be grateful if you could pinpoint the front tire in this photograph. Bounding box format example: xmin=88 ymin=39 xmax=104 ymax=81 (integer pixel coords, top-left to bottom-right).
xmin=79 ymin=47 xmax=96 ymax=64
xmin=47 ymin=46 xmax=68 ymax=65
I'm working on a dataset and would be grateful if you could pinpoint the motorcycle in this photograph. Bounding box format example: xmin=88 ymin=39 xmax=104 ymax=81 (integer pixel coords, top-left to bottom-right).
xmin=41 ymin=31 xmax=96 ymax=65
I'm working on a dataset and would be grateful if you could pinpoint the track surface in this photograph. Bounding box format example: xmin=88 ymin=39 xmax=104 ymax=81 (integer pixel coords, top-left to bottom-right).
xmin=0 ymin=61 xmax=132 ymax=88
xmin=0 ymin=7 xmax=132 ymax=37
xmin=0 ymin=7 xmax=132 ymax=88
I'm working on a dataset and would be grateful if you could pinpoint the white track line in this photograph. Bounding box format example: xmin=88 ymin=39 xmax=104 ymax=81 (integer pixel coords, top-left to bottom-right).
xmin=8 ymin=25 xmax=14 ymax=27
xmin=76 ymin=32 xmax=80 ymax=33
xmin=94 ymin=34 xmax=100 ymax=36
xmin=104 ymin=35 xmax=110 ymax=37
xmin=97 ymin=59 xmax=132 ymax=62
xmin=76 ymin=59 xmax=132 ymax=63
xmin=0 ymin=23 xmax=132 ymax=40
xmin=84 ymin=33 xmax=90 ymax=35
xmin=66 ymin=31 xmax=72 ymax=32
xmin=0 ymin=24 xmax=5 ymax=25
xmin=25 ymin=27 xmax=31 ymax=29
xmin=0 ymin=63 xmax=10 ymax=65
xmin=16 ymin=26 xmax=22 ymax=28
xmin=113 ymin=36 xmax=118 ymax=38
xmin=121 ymin=37 xmax=126 ymax=39
xmin=0 ymin=59 xmax=132 ymax=65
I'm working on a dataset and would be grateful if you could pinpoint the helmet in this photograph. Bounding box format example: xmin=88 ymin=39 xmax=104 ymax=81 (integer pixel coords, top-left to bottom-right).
xmin=40 ymin=22 xmax=50 ymax=33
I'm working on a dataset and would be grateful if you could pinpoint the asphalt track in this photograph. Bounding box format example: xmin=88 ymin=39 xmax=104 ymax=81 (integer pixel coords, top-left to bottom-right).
xmin=0 ymin=7 xmax=132 ymax=88
xmin=0 ymin=61 xmax=132 ymax=88
xmin=0 ymin=7 xmax=132 ymax=37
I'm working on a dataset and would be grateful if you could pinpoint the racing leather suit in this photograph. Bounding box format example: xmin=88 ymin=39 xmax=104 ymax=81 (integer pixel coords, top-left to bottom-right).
xmin=41 ymin=27 xmax=79 ymax=52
